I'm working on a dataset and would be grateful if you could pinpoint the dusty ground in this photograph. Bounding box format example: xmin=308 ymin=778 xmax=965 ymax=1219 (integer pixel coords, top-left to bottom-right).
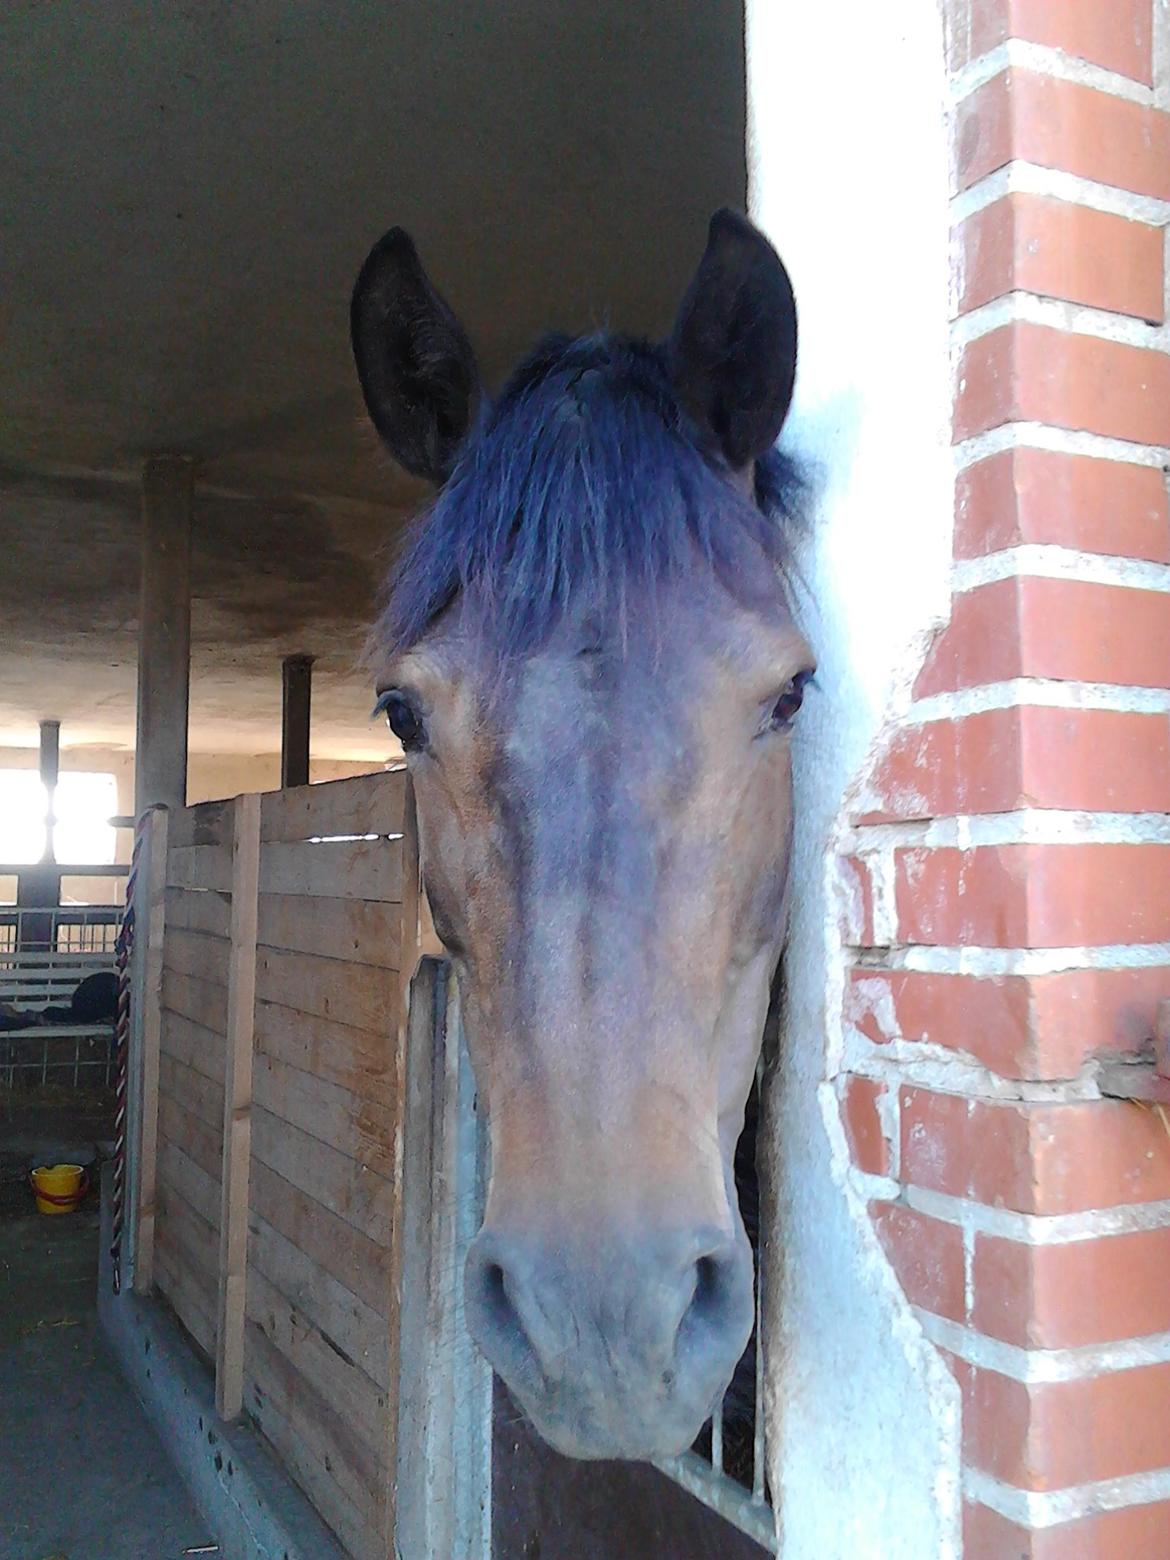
xmin=0 ymin=1088 xmax=214 ymax=1560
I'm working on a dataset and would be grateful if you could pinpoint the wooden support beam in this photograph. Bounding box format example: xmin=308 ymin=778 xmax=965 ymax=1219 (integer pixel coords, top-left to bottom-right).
xmin=39 ymin=718 xmax=60 ymax=863
xmin=280 ymin=653 xmax=314 ymax=790
xmin=133 ymin=806 xmax=170 ymax=1295
xmin=216 ymin=793 xmax=260 ymax=1420
xmin=135 ymin=456 xmax=193 ymax=816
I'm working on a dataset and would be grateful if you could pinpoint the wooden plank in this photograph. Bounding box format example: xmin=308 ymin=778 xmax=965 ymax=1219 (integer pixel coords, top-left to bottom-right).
xmin=157 ymin=1135 xmax=220 ymax=1229
xmin=256 ymin=893 xmax=402 ymax=970
xmin=383 ymin=775 xmax=424 ymax=1554
xmin=249 ymin=1157 xmax=392 ymax=1318
xmin=252 ymin=1051 xmax=395 ymax=1179
xmin=158 ymin=1050 xmax=225 ymax=1133
xmin=259 ymin=769 xmax=406 ymax=844
xmin=163 ymin=927 xmax=230 ymax=987
xmin=245 ymin=1262 xmax=389 ymax=1451
xmin=168 ymin=797 xmax=234 ymax=850
xmin=244 ymin=1319 xmax=386 ymax=1527
xmin=251 ymin=1106 xmax=394 ymax=1248
xmin=253 ymin=1000 xmax=396 ymax=1105
xmin=167 ymin=843 xmax=232 ymax=893
xmin=133 ymin=808 xmax=169 ymax=1295
xmin=159 ymin=1010 xmax=226 ymax=1086
xmin=158 ymin=1179 xmax=220 ymax=1280
xmin=217 ymin=791 xmax=260 ymax=1421
xmin=155 ymin=1242 xmax=217 ymax=1361
xmin=159 ymin=1094 xmax=223 ymax=1185
xmin=258 ymin=837 xmax=404 ymax=903
xmin=246 ymin=1213 xmax=390 ymax=1389
xmin=255 ymin=946 xmax=399 ymax=1035
xmin=162 ymin=967 xmax=228 ymax=1037
xmin=165 ymin=885 xmax=231 ymax=939
xmin=243 ymin=1353 xmax=386 ymax=1560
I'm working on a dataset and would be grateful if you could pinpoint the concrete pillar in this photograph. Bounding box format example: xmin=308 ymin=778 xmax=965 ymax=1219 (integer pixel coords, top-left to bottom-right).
xmin=135 ymin=456 xmax=194 ymax=816
xmin=280 ymin=654 xmax=314 ymax=790
xmin=39 ymin=718 xmax=60 ymax=863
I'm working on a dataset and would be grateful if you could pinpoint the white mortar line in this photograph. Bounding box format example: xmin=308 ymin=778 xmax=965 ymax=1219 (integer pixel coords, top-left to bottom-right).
xmin=951 ymin=291 xmax=1167 ymax=350
xmin=951 ymin=160 xmax=1170 ymax=226
xmin=840 ymin=1031 xmax=1103 ymax=1105
xmin=906 ymin=680 xmax=1170 ymax=722
xmin=851 ymin=1167 xmax=901 ymax=1204
xmin=948 ymin=40 xmax=1155 ymax=107
xmin=846 ymin=811 xmax=1170 ymax=851
xmin=951 ymin=545 xmax=1170 ymax=595
xmin=860 ymin=941 xmax=1170 ymax=976
xmin=954 ymin=420 xmax=1170 ymax=472
xmin=964 ymin=1463 xmax=1170 ymax=1530
xmin=904 ymin=1186 xmax=1170 ymax=1245
xmin=918 ymin=1311 xmax=1170 ymax=1384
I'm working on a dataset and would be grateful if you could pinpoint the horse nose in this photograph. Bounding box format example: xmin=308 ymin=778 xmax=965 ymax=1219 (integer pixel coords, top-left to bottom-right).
xmin=463 ymin=1225 xmax=754 ymax=1457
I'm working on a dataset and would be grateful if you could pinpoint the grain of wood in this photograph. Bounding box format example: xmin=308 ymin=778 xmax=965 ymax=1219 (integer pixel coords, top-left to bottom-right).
xmin=159 ymin=1094 xmax=223 ymax=1184
xmin=134 ymin=806 xmax=168 ymax=1295
xmin=253 ymin=999 xmax=397 ymax=1103
xmin=167 ymin=843 xmax=232 ymax=893
xmin=217 ymin=791 xmax=260 ymax=1421
xmin=259 ymin=769 xmax=407 ymax=844
xmin=158 ymin=1050 xmax=225 ymax=1133
xmin=258 ymin=837 xmax=404 ymax=902
xmin=159 ymin=1009 xmax=227 ymax=1085
xmin=256 ymin=892 xmax=403 ymax=970
xmin=165 ymin=885 xmax=231 ymax=939
xmin=163 ymin=926 xmax=231 ymax=987
xmin=249 ymin=1156 xmax=392 ymax=1317
xmin=167 ymin=797 xmax=234 ymax=850
xmin=250 ymin=1106 xmax=394 ymax=1247
xmin=252 ymin=1050 xmax=395 ymax=1178
xmin=162 ymin=967 xmax=229 ymax=1037
xmin=246 ymin=1213 xmax=391 ymax=1388
xmin=254 ymin=946 xmax=399 ymax=1034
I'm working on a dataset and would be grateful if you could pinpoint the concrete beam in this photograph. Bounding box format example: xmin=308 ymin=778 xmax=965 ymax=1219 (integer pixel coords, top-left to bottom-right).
xmin=280 ymin=654 xmax=313 ymax=790
xmin=135 ymin=456 xmax=193 ymax=816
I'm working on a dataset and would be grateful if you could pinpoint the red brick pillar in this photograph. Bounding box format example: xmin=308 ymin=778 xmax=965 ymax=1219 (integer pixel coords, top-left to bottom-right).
xmin=834 ymin=3 xmax=1170 ymax=1552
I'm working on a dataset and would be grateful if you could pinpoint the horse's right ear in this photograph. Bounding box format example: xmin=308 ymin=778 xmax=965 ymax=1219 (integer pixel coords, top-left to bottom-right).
xmin=350 ymin=228 xmax=481 ymax=485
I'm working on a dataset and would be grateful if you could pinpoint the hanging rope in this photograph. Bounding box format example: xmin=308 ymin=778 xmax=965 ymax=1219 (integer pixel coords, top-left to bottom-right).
xmin=110 ymin=813 xmax=147 ymax=1295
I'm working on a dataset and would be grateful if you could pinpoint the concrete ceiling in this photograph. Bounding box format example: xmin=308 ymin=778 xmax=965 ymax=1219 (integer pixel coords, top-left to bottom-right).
xmin=0 ymin=1 xmax=746 ymax=757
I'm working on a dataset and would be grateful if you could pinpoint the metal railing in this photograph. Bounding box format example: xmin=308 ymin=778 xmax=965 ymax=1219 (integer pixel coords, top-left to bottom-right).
xmin=651 ymin=1058 xmax=775 ymax=1550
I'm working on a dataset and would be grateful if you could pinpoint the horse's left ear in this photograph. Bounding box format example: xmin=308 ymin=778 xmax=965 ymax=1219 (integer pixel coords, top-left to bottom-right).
xmin=666 ymin=209 xmax=797 ymax=471
xmin=351 ymin=227 xmax=481 ymax=485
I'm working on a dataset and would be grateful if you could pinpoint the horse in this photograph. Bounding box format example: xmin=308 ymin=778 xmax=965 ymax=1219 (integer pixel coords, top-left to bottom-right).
xmin=351 ymin=209 xmax=812 ymax=1463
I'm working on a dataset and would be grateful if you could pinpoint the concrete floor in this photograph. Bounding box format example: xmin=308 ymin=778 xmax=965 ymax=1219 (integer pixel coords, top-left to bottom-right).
xmin=0 ymin=1091 xmax=216 ymax=1560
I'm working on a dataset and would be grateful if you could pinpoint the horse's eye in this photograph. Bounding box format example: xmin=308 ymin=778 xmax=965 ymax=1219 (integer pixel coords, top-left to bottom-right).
xmin=375 ymin=690 xmax=426 ymax=752
xmin=769 ymin=671 xmax=813 ymax=731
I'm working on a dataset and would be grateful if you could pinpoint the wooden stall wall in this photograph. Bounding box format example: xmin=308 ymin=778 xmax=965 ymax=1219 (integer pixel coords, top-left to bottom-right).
xmin=136 ymin=771 xmax=420 ymax=1560
xmin=154 ymin=796 xmax=233 ymax=1359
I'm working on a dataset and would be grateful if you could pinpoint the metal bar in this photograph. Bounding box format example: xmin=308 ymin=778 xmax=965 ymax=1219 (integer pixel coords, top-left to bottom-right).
xmin=711 ymin=1400 xmax=724 ymax=1474
xmin=650 ymin=1450 xmax=777 ymax=1550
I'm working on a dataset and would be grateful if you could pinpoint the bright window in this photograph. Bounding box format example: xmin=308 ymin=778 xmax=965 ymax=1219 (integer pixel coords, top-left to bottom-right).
xmin=0 ymin=771 xmax=118 ymax=865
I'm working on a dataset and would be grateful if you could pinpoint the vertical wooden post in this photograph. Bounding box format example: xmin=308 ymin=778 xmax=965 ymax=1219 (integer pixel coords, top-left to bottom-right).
xmin=280 ymin=653 xmax=314 ymax=790
xmin=133 ymin=805 xmax=169 ymax=1294
xmin=216 ymin=793 xmax=260 ymax=1420
xmin=135 ymin=456 xmax=193 ymax=817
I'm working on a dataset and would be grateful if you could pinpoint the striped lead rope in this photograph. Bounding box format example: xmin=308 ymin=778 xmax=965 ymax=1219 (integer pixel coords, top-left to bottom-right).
xmin=109 ymin=814 xmax=147 ymax=1294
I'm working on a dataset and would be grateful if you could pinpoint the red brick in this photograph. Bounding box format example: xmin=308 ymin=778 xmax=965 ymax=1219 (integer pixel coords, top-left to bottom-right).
xmin=955 ymin=448 xmax=1170 ymax=564
xmin=870 ymin=1201 xmax=965 ymax=1320
xmin=839 ymin=855 xmax=875 ymax=946
xmin=848 ymin=965 xmax=1170 ymax=1080
xmin=841 ymin=1075 xmax=889 ymax=1175
xmin=915 ymin=577 xmax=1170 ymax=694
xmin=948 ymin=0 xmax=1154 ymax=85
xmin=964 ymin=1362 xmax=1170 ymax=1489
xmin=857 ymin=707 xmax=1170 ymax=822
xmin=901 ymin=1089 xmax=1170 ymax=1212
xmin=973 ymin=1225 xmax=1170 ymax=1346
xmin=894 ymin=842 xmax=1170 ymax=948
xmin=965 ymin=1501 xmax=1170 ymax=1560
xmin=957 ymin=194 xmax=1164 ymax=323
xmin=955 ymin=323 xmax=1170 ymax=446
xmin=955 ymin=70 xmax=1170 ymax=200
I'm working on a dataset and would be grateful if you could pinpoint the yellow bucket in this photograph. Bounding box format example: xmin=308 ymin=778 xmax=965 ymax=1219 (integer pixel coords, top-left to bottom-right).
xmin=30 ymin=1163 xmax=88 ymax=1216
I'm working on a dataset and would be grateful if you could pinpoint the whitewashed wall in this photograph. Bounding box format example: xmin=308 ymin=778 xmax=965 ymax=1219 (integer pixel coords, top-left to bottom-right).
xmin=746 ymin=3 xmax=962 ymax=1555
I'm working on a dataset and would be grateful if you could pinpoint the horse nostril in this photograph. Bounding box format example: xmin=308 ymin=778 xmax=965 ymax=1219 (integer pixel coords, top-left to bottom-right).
xmin=675 ymin=1240 xmax=753 ymax=1369
xmin=465 ymin=1238 xmax=549 ymax=1389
